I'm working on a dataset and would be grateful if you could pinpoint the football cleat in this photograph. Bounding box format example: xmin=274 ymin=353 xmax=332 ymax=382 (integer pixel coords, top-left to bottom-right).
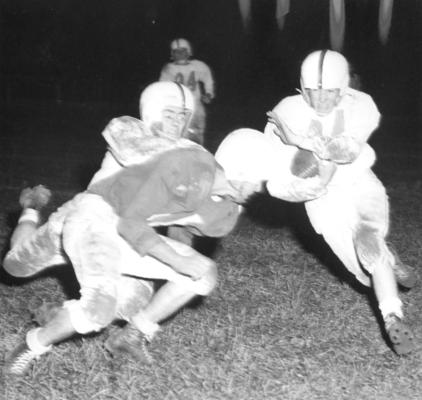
xmin=385 ymin=314 xmax=415 ymax=356
xmin=105 ymin=325 xmax=154 ymax=364
xmin=31 ymin=301 xmax=61 ymax=326
xmin=5 ymin=341 xmax=39 ymax=376
xmin=19 ymin=185 xmax=52 ymax=210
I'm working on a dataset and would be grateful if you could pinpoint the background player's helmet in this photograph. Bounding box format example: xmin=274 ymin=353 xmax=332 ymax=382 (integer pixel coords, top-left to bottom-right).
xmin=215 ymin=129 xmax=276 ymax=183
xmin=170 ymin=38 xmax=193 ymax=57
xmin=300 ymin=50 xmax=350 ymax=115
xmin=140 ymin=81 xmax=195 ymax=139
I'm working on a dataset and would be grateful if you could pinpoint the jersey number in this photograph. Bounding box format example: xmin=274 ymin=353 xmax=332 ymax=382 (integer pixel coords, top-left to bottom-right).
xmin=175 ymin=71 xmax=196 ymax=92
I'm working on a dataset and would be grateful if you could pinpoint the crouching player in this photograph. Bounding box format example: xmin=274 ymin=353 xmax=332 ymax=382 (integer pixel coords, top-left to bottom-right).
xmin=3 ymin=127 xmax=278 ymax=376
xmin=2 ymin=80 xmax=228 ymax=375
xmin=2 ymin=148 xmax=238 ymax=375
xmin=265 ymin=49 xmax=417 ymax=355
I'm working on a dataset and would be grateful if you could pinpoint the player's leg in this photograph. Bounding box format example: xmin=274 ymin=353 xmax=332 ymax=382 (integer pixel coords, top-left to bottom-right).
xmin=106 ymin=236 xmax=218 ymax=362
xmin=5 ymin=196 xmax=122 ymax=375
xmin=353 ymin=172 xmax=415 ymax=354
xmin=354 ymin=222 xmax=414 ymax=355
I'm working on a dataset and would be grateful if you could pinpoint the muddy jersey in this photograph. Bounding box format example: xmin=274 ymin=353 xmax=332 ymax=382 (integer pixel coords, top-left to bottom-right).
xmin=88 ymin=147 xmax=238 ymax=255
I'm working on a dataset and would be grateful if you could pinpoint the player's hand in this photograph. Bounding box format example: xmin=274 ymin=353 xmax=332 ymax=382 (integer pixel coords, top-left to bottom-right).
xmin=201 ymin=93 xmax=213 ymax=104
xmin=287 ymin=178 xmax=327 ymax=202
xmin=266 ymin=111 xmax=301 ymax=146
xmin=172 ymin=252 xmax=216 ymax=281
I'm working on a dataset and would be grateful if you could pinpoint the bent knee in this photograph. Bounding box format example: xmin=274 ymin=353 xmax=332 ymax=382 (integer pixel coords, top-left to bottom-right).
xmin=196 ymin=262 xmax=218 ymax=295
xmin=354 ymin=224 xmax=384 ymax=268
xmin=78 ymin=289 xmax=118 ymax=330
xmin=3 ymin=254 xmax=36 ymax=277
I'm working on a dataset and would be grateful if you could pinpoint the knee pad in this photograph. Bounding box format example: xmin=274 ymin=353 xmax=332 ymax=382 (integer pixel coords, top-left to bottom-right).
xmin=354 ymin=224 xmax=383 ymax=267
xmin=65 ymin=289 xmax=118 ymax=334
xmin=116 ymin=278 xmax=154 ymax=321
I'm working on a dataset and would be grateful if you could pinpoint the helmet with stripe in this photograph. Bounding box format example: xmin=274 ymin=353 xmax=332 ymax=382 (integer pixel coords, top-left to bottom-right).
xmin=139 ymin=81 xmax=195 ymax=139
xmin=300 ymin=50 xmax=350 ymax=115
xmin=301 ymin=49 xmax=349 ymax=90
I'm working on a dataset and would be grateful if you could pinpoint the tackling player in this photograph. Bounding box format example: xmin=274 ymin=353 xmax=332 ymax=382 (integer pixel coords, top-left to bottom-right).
xmin=159 ymin=38 xmax=215 ymax=145
xmin=3 ymin=122 xmax=274 ymax=375
xmin=2 ymin=81 xmax=232 ymax=376
xmin=264 ymin=49 xmax=417 ymax=355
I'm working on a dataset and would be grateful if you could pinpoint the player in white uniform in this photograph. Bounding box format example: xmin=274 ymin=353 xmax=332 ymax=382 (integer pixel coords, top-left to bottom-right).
xmin=159 ymin=38 xmax=215 ymax=145
xmin=263 ymin=50 xmax=416 ymax=355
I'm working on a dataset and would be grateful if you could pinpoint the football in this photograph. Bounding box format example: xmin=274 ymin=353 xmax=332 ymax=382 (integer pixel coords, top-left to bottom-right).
xmin=290 ymin=149 xmax=320 ymax=178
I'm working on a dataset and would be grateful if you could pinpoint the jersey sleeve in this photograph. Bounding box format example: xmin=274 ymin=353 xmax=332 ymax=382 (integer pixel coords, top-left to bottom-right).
xmin=159 ymin=63 xmax=175 ymax=81
xmin=343 ymin=90 xmax=381 ymax=144
xmin=88 ymin=151 xmax=123 ymax=186
xmin=264 ymin=96 xmax=311 ymax=140
xmin=196 ymin=61 xmax=215 ymax=98
xmin=117 ymin=216 xmax=163 ymax=256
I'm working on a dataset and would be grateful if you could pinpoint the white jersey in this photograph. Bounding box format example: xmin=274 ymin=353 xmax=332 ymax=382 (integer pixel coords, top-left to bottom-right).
xmin=265 ymin=87 xmax=380 ymax=154
xmin=264 ymin=89 xmax=388 ymax=286
xmin=159 ymin=59 xmax=215 ymax=103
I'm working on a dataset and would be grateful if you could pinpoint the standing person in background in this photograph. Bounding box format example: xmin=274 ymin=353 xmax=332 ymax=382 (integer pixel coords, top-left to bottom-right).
xmin=264 ymin=49 xmax=417 ymax=356
xmin=159 ymin=38 xmax=215 ymax=146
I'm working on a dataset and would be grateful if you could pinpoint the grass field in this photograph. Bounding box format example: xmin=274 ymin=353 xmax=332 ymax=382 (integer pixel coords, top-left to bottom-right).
xmin=1 ymin=103 xmax=422 ymax=399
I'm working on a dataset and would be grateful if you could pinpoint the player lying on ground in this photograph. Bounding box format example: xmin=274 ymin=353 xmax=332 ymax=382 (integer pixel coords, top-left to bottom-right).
xmin=159 ymin=38 xmax=215 ymax=145
xmin=264 ymin=49 xmax=417 ymax=355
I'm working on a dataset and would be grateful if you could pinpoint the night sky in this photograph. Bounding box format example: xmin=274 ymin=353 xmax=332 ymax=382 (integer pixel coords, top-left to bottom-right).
xmin=1 ymin=0 xmax=422 ymax=121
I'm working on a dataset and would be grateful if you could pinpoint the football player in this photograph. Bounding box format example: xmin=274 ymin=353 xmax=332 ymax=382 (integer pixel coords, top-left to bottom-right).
xmin=264 ymin=49 xmax=417 ymax=355
xmin=3 ymin=128 xmax=276 ymax=376
xmin=2 ymin=81 xmax=229 ymax=376
xmin=90 ymin=80 xmax=196 ymax=184
xmin=159 ymin=38 xmax=215 ymax=145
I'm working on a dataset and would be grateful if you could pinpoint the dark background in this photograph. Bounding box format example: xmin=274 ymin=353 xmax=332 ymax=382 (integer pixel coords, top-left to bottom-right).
xmin=1 ymin=0 xmax=422 ymax=135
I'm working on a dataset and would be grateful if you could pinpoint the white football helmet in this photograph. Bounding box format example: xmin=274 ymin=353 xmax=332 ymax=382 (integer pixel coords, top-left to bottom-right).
xmin=139 ymin=81 xmax=195 ymax=139
xmin=215 ymin=129 xmax=278 ymax=202
xmin=215 ymin=129 xmax=277 ymax=183
xmin=300 ymin=50 xmax=350 ymax=115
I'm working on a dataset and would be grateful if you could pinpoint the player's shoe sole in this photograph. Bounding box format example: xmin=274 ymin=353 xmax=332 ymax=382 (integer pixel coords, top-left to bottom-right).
xmin=4 ymin=341 xmax=39 ymax=376
xmin=385 ymin=314 xmax=415 ymax=355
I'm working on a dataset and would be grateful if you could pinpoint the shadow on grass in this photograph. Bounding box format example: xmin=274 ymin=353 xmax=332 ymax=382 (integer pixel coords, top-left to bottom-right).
xmin=244 ymin=193 xmax=370 ymax=295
